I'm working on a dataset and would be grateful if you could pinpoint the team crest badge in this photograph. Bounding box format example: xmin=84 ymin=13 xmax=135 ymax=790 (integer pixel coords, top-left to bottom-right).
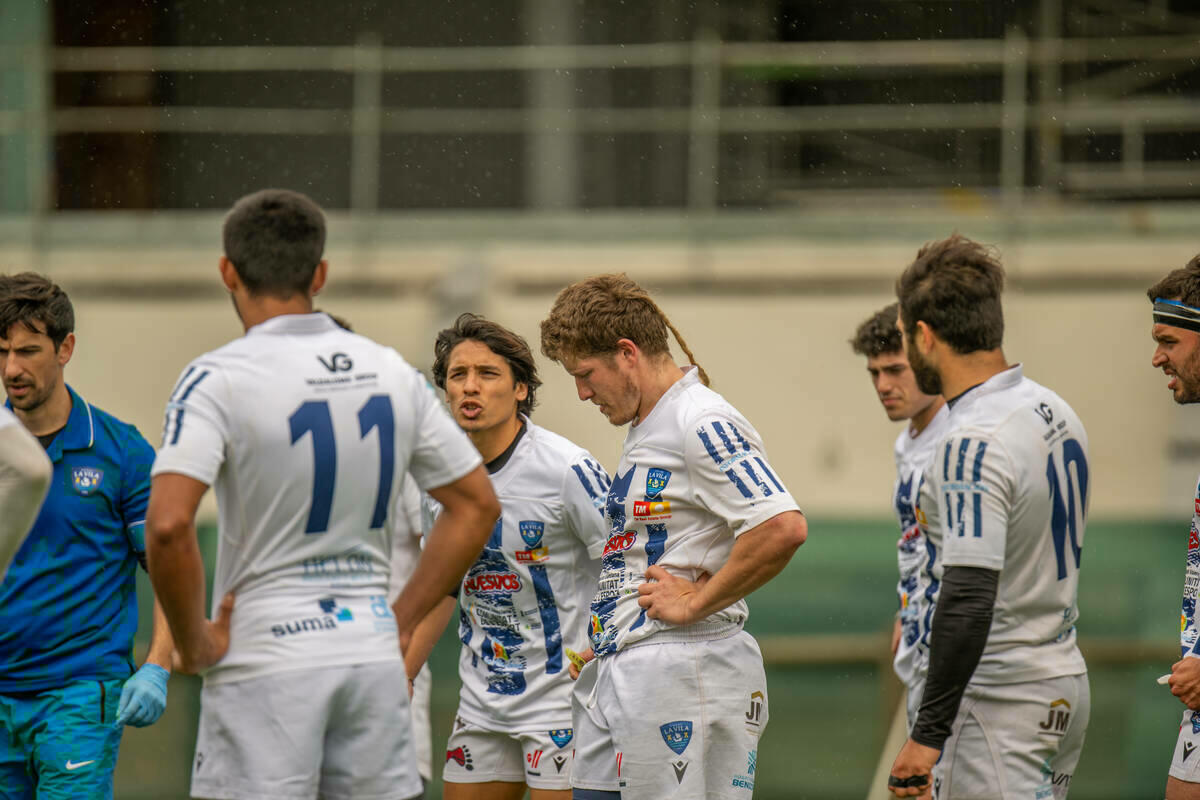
xmin=519 ymin=521 xmax=545 ymax=548
xmin=549 ymin=728 xmax=573 ymax=748
xmin=71 ymin=467 xmax=104 ymax=496
xmin=659 ymin=721 xmax=693 ymax=755
xmin=646 ymin=468 xmax=671 ymax=499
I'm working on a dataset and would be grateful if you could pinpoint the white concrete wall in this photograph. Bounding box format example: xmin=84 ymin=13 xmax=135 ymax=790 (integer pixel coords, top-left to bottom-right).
xmin=30 ymin=231 xmax=1195 ymax=523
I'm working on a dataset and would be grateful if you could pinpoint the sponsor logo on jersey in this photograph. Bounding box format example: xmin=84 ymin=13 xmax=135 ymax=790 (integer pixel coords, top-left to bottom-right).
xmin=317 ymin=352 xmax=354 ymax=372
xmin=270 ymin=615 xmax=338 ymax=638
xmin=71 ymin=466 xmax=104 ymax=496
xmin=463 ymin=571 xmax=522 ymax=595
xmin=731 ymin=751 xmax=756 ymax=791
xmin=1037 ymin=698 xmax=1071 ymax=736
xmin=446 ymin=746 xmax=474 ymax=771
xmin=549 ymin=729 xmax=574 ymax=748
xmin=660 ymin=721 xmax=693 ymax=755
xmin=1190 ymin=710 xmax=1200 ymax=734
xmin=519 ymin=520 xmax=545 ymax=547
xmin=515 ymin=546 xmax=550 ymax=564
xmin=646 ymin=468 xmax=671 ymax=499
xmin=317 ymin=598 xmax=355 ymax=622
xmin=1186 ymin=742 xmax=1197 ymax=762
xmin=632 ymin=500 xmax=672 ymax=521
xmin=603 ymin=530 xmax=638 ymax=557
xmin=492 ymin=640 xmax=510 ymax=660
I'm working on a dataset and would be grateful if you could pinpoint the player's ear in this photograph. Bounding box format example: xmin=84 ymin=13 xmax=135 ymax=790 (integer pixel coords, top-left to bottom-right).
xmin=55 ymin=332 xmax=75 ymax=367
xmin=615 ymin=338 xmax=638 ymax=365
xmin=218 ymin=257 xmax=240 ymax=293
xmin=309 ymin=260 xmax=329 ymax=297
xmin=914 ymin=320 xmax=935 ymax=354
xmin=514 ymin=382 xmax=529 ymax=403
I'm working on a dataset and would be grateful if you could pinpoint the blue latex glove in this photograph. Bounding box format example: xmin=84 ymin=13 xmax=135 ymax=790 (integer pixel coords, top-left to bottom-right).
xmin=115 ymin=663 xmax=169 ymax=727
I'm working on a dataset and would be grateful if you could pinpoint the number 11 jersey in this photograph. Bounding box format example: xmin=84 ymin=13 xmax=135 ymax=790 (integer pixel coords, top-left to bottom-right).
xmin=152 ymin=313 xmax=482 ymax=685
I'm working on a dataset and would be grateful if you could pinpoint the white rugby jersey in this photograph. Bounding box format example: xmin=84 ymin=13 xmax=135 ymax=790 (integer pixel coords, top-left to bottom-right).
xmin=892 ymin=403 xmax=951 ymax=690
xmin=1179 ymin=475 xmax=1200 ymax=659
xmin=591 ymin=367 xmax=801 ymax=657
xmin=0 ymin=406 xmax=17 ymax=431
xmin=152 ymin=313 xmax=482 ymax=685
xmin=431 ymin=420 xmax=609 ymax=731
xmin=914 ymin=365 xmax=1088 ymax=685
xmin=388 ymin=474 xmax=424 ymax=601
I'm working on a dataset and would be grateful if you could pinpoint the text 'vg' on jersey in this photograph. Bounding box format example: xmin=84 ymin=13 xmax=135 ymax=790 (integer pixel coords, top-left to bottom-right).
xmin=892 ymin=403 xmax=951 ymax=690
xmin=590 ymin=367 xmax=801 ymax=657
xmin=916 ymin=365 xmax=1089 ymax=685
xmin=447 ymin=420 xmax=610 ymax=730
xmin=151 ymin=313 xmax=483 ymax=685
xmin=0 ymin=387 xmax=155 ymax=692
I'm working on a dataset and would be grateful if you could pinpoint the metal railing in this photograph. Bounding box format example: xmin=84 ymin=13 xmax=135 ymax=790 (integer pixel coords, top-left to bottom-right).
xmin=2 ymin=31 xmax=1199 ymax=214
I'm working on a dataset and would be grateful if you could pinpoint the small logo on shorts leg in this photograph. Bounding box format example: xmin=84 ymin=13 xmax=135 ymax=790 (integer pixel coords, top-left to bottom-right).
xmin=672 ymin=760 xmax=689 ymax=783
xmin=1037 ymin=698 xmax=1071 ymax=736
xmin=548 ymin=728 xmax=573 ymax=748
xmin=553 ymin=755 xmax=568 ymax=773
xmin=195 ymin=752 xmax=205 ymax=771
xmin=446 ymin=746 xmax=474 ymax=771
xmin=659 ymin=721 xmax=693 ymax=755
xmin=526 ymin=749 xmax=543 ymax=776
xmin=1185 ymin=742 xmax=1197 ymax=762
xmin=65 ymin=759 xmax=96 ymax=771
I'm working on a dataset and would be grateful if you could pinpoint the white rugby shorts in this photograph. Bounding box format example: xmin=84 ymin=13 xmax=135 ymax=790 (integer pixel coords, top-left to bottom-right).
xmin=191 ymin=660 xmax=422 ymax=800
xmin=1168 ymin=707 xmax=1200 ymax=783
xmin=442 ymin=715 xmax=576 ymax=790
xmin=411 ymin=665 xmax=432 ymax=783
xmin=572 ymin=629 xmax=768 ymax=799
xmin=933 ymin=673 xmax=1089 ymax=800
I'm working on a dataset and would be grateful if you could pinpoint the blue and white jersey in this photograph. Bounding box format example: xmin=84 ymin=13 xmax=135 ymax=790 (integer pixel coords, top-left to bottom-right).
xmin=1179 ymin=475 xmax=1200 ymax=659
xmin=915 ymin=365 xmax=1088 ymax=685
xmin=152 ymin=313 xmax=482 ymax=685
xmin=0 ymin=387 xmax=154 ymax=692
xmin=429 ymin=420 xmax=609 ymax=730
xmin=892 ymin=404 xmax=951 ymax=690
xmin=591 ymin=367 xmax=801 ymax=657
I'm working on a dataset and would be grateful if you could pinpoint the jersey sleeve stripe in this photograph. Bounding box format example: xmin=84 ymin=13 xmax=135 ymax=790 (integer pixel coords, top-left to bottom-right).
xmin=738 ymin=459 xmax=774 ymax=497
xmin=167 ymin=370 xmax=211 ymax=446
xmin=585 ymin=459 xmax=611 ymax=494
xmin=971 ymin=441 xmax=988 ymax=538
xmin=754 ymin=456 xmax=786 ymax=493
xmin=711 ymin=420 xmax=745 ymax=456
xmin=571 ymin=464 xmax=604 ymax=509
xmin=697 ymin=426 xmax=754 ymax=499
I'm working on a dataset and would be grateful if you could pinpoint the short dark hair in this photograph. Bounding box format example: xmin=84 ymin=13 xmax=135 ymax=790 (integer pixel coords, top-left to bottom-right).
xmin=223 ymin=189 xmax=326 ymax=298
xmin=1147 ymin=254 xmax=1200 ymax=306
xmin=896 ymin=234 xmax=1005 ymax=354
xmin=0 ymin=272 xmax=75 ymax=348
xmin=432 ymin=313 xmax=542 ymax=418
xmin=850 ymin=303 xmax=902 ymax=357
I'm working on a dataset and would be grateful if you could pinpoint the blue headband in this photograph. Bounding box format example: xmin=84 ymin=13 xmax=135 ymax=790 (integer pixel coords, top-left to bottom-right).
xmin=1154 ymin=298 xmax=1200 ymax=334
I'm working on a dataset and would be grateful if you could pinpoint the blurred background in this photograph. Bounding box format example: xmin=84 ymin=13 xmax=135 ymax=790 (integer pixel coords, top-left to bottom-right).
xmin=2 ymin=0 xmax=1199 ymax=796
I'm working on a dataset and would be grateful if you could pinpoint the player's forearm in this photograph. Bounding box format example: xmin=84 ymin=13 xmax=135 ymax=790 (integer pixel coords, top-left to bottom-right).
xmin=146 ymin=519 xmax=209 ymax=660
xmin=403 ymin=595 xmax=457 ymax=678
xmin=910 ymin=566 xmax=998 ymax=749
xmin=0 ymin=425 xmax=52 ymax=574
xmin=392 ymin=480 xmax=497 ymax=634
xmin=144 ymin=597 xmax=176 ymax=671
xmin=690 ymin=510 xmax=806 ymax=621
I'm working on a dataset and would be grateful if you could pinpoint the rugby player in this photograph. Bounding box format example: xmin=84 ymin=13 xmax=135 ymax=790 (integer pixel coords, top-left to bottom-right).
xmin=145 ymin=189 xmax=499 ymax=800
xmin=1147 ymin=255 xmax=1200 ymax=800
xmin=0 ymin=272 xmax=174 ymax=799
xmin=887 ymin=235 xmax=1090 ymax=799
xmin=410 ymin=313 xmax=609 ymax=800
xmin=850 ymin=302 xmax=948 ymax=727
xmin=540 ymin=273 xmax=807 ymax=799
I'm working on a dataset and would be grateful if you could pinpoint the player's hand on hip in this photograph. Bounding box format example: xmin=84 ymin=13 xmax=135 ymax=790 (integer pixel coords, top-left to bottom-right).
xmin=1170 ymin=657 xmax=1200 ymax=708
xmin=115 ymin=663 xmax=170 ymax=727
xmin=887 ymin=738 xmax=938 ymax=798
xmin=176 ymin=592 xmax=235 ymax=674
xmin=567 ymin=647 xmax=594 ymax=680
xmin=637 ymin=566 xmax=710 ymax=626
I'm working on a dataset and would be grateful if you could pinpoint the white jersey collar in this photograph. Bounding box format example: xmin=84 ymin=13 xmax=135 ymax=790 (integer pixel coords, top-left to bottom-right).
xmin=951 ymin=363 xmax=1023 ymax=414
xmin=631 ymin=365 xmax=701 ymax=433
xmin=247 ymin=312 xmax=339 ymax=337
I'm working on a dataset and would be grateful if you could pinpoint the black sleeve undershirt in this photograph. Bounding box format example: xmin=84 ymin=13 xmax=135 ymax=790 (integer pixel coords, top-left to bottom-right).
xmin=910 ymin=565 xmax=999 ymax=750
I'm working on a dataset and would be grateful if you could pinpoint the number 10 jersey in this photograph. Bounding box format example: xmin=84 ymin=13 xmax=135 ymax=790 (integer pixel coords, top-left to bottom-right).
xmin=152 ymin=313 xmax=482 ymax=685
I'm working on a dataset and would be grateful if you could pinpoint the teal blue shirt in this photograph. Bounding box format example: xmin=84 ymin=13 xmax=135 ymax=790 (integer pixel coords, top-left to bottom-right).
xmin=0 ymin=387 xmax=154 ymax=692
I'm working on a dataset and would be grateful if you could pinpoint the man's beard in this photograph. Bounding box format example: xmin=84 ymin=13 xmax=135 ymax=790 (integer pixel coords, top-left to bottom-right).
xmin=907 ymin=344 xmax=943 ymax=397
xmin=1175 ymin=346 xmax=1200 ymax=404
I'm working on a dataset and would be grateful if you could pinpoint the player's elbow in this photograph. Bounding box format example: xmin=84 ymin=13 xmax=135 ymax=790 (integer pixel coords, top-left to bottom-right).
xmin=146 ymin=506 xmax=193 ymax=551
xmin=770 ymin=510 xmax=807 ymax=555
